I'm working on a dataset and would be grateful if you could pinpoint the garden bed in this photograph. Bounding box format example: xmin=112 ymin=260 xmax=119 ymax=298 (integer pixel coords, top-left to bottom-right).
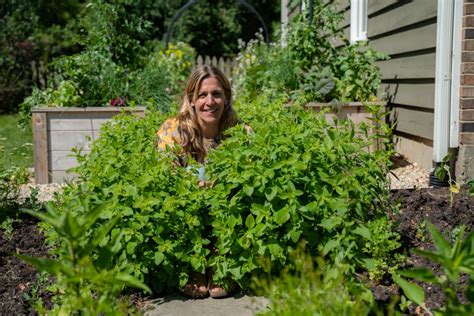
xmin=1 ymin=185 xmax=471 ymax=314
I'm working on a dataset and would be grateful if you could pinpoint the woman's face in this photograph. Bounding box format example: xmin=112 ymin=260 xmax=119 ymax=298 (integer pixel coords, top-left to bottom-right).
xmin=193 ymin=77 xmax=226 ymax=130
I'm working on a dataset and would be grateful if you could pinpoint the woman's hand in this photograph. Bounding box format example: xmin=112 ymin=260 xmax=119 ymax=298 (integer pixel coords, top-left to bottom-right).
xmin=198 ymin=180 xmax=215 ymax=188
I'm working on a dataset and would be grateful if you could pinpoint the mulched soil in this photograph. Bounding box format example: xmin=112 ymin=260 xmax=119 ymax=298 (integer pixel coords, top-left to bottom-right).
xmin=1 ymin=186 xmax=472 ymax=314
xmin=391 ymin=185 xmax=473 ymax=312
xmin=0 ymin=214 xmax=53 ymax=315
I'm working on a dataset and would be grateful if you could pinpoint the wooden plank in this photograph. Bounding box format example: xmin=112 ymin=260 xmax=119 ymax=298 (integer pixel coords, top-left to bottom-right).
xmin=49 ymin=117 xmax=93 ymax=131
xmin=379 ymin=83 xmax=435 ymax=109
xmin=91 ymin=117 xmax=115 ymax=131
xmin=369 ymin=23 xmax=436 ymax=55
xmin=377 ymin=53 xmax=436 ymax=79
xmin=49 ymin=150 xmax=90 ymax=171
xmin=32 ymin=106 xmax=146 ymax=113
xmin=51 ymin=170 xmax=78 ymax=183
xmin=32 ymin=112 xmax=49 ymax=184
xmin=392 ymin=107 xmax=434 ymax=140
xmin=49 ymin=130 xmax=93 ymax=151
xmin=368 ymin=0 xmax=437 ymax=38
xmin=368 ymin=0 xmax=399 ymax=15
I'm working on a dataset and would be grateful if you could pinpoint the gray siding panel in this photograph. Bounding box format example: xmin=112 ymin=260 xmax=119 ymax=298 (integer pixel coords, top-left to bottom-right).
xmin=370 ymin=24 xmax=437 ymax=55
xmin=368 ymin=0 xmax=437 ymax=38
xmin=380 ymin=83 xmax=435 ymax=109
xmin=368 ymin=0 xmax=399 ymax=15
xmin=369 ymin=0 xmax=437 ymax=141
xmin=393 ymin=108 xmax=434 ymax=140
xmin=378 ymin=53 xmax=436 ymax=79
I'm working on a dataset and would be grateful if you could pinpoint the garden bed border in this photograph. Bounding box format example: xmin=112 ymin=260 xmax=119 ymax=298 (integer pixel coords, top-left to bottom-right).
xmin=32 ymin=106 xmax=146 ymax=184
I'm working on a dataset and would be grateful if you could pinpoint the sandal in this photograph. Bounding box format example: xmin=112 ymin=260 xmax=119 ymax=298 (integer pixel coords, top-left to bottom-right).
xmin=179 ymin=272 xmax=209 ymax=299
xmin=208 ymin=281 xmax=239 ymax=298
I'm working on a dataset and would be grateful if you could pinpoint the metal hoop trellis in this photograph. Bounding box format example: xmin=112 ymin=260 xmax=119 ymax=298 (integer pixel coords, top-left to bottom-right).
xmin=165 ymin=0 xmax=270 ymax=50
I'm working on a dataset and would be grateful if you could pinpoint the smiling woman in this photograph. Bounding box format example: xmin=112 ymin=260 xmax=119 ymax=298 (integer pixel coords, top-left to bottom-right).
xmin=155 ymin=65 xmax=241 ymax=298
xmin=155 ymin=65 xmax=238 ymax=164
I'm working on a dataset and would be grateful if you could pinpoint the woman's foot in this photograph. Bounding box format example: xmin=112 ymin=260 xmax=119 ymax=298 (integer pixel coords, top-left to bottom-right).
xmin=208 ymin=281 xmax=239 ymax=298
xmin=179 ymin=272 xmax=209 ymax=299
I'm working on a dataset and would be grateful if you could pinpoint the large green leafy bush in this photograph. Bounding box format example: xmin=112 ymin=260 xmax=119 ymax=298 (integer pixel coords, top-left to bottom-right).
xmin=205 ymin=97 xmax=399 ymax=285
xmin=38 ymin=93 xmax=399 ymax=305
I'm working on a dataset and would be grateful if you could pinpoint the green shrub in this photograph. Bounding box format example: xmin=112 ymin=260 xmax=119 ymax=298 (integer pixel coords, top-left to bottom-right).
xmin=55 ymin=111 xmax=211 ymax=293
xmin=0 ymin=138 xmax=31 ymax=218
xmin=19 ymin=193 xmax=151 ymax=315
xmin=36 ymin=93 xmax=399 ymax=307
xmin=205 ymin=96 xmax=398 ymax=285
xmin=253 ymin=245 xmax=376 ymax=315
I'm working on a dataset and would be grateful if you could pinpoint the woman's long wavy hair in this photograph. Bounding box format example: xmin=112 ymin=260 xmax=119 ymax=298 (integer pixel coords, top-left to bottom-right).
xmin=177 ymin=65 xmax=238 ymax=163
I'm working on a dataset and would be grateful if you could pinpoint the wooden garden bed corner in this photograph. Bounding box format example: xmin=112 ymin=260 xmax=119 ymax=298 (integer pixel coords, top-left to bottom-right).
xmin=32 ymin=107 xmax=146 ymax=184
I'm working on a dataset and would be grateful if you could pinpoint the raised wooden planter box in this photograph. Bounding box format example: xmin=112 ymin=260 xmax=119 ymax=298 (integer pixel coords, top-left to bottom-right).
xmin=303 ymin=101 xmax=384 ymax=124
xmin=302 ymin=102 xmax=386 ymax=151
xmin=32 ymin=107 xmax=146 ymax=184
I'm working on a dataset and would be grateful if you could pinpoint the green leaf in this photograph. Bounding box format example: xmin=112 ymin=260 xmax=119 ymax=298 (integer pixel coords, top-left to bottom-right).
xmin=322 ymin=239 xmax=339 ymax=255
xmin=273 ymin=207 xmax=290 ymax=225
xmin=114 ymin=273 xmax=152 ymax=293
xmin=319 ymin=217 xmax=342 ymax=231
xmin=15 ymin=254 xmax=73 ymax=277
xmin=154 ymin=252 xmax=165 ymax=265
xmin=427 ymin=222 xmax=451 ymax=257
xmin=245 ymin=214 xmax=255 ymax=229
xmin=289 ymin=229 xmax=302 ymax=243
xmin=353 ymin=225 xmax=372 ymax=240
xmin=398 ymin=268 xmax=438 ymax=283
xmin=264 ymin=187 xmax=278 ymax=201
xmin=393 ymin=275 xmax=425 ymax=307
xmin=244 ymin=185 xmax=254 ymax=196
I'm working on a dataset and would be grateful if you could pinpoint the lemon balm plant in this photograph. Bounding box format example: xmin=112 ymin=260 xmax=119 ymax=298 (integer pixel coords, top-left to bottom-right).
xmin=204 ymin=96 xmax=400 ymax=286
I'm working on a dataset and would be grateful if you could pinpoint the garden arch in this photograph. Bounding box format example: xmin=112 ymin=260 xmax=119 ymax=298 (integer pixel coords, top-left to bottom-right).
xmin=165 ymin=0 xmax=270 ymax=50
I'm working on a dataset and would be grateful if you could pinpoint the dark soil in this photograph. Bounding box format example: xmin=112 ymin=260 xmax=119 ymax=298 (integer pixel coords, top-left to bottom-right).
xmin=391 ymin=185 xmax=473 ymax=312
xmin=1 ymin=186 xmax=472 ymax=314
xmin=0 ymin=214 xmax=53 ymax=315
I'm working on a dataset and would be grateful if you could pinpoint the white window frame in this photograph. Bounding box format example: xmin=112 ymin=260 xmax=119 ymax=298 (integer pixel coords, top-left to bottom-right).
xmin=350 ymin=0 xmax=368 ymax=43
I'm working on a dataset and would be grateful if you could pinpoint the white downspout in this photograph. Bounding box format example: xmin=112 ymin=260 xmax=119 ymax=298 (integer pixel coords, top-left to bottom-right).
xmin=433 ymin=0 xmax=455 ymax=164
xmin=450 ymin=0 xmax=463 ymax=148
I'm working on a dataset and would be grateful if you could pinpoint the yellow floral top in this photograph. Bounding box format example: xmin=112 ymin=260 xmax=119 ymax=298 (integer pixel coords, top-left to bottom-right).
xmin=155 ymin=117 xmax=220 ymax=158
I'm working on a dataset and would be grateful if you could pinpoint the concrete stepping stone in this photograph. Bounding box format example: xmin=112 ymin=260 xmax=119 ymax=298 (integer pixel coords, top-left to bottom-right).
xmin=142 ymin=293 xmax=270 ymax=316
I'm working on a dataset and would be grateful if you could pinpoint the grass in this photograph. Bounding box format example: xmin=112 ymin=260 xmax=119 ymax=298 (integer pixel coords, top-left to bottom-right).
xmin=0 ymin=114 xmax=33 ymax=169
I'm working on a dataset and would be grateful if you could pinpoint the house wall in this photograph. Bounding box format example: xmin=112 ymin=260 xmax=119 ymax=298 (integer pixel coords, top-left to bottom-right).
xmin=456 ymin=0 xmax=474 ymax=181
xmin=368 ymin=0 xmax=437 ymax=170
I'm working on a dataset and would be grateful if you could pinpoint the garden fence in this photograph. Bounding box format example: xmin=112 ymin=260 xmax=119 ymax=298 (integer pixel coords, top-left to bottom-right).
xmin=194 ymin=55 xmax=236 ymax=79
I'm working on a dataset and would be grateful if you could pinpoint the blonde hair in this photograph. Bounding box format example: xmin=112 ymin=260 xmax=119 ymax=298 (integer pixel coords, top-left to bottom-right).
xmin=177 ymin=65 xmax=238 ymax=163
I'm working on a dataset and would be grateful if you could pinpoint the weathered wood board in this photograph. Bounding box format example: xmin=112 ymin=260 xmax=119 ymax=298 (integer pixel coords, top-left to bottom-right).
xmin=32 ymin=107 xmax=146 ymax=184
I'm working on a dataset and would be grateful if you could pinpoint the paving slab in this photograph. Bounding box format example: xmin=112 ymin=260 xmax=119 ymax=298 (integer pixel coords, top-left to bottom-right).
xmin=142 ymin=293 xmax=270 ymax=316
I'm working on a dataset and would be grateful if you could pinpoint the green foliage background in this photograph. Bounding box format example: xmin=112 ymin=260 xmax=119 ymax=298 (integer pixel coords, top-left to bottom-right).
xmin=1 ymin=0 xmax=280 ymax=113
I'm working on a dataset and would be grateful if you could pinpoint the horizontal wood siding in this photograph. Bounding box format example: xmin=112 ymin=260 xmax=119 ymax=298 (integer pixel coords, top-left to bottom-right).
xmin=367 ymin=0 xmax=398 ymax=15
xmin=380 ymin=83 xmax=435 ymax=109
xmin=378 ymin=53 xmax=436 ymax=79
xmin=392 ymin=108 xmax=434 ymax=140
xmin=368 ymin=0 xmax=437 ymax=38
xmin=369 ymin=0 xmax=437 ymax=141
xmin=369 ymin=23 xmax=436 ymax=56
